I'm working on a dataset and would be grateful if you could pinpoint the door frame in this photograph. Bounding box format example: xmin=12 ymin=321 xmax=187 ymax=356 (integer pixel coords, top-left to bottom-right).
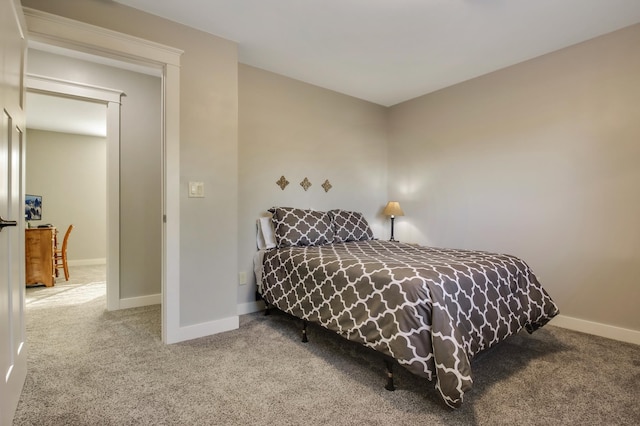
xmin=23 ymin=8 xmax=183 ymax=343
xmin=25 ymin=74 xmax=123 ymax=310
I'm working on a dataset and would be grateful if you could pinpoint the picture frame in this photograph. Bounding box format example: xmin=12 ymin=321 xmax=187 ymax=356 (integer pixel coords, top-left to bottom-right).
xmin=25 ymin=194 xmax=42 ymax=221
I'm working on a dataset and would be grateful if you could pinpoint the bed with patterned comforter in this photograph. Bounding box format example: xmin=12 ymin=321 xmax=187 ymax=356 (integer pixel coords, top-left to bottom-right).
xmin=259 ymin=238 xmax=559 ymax=408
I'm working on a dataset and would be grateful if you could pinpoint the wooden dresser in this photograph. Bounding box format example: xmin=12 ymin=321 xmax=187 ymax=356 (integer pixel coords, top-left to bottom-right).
xmin=25 ymin=227 xmax=56 ymax=287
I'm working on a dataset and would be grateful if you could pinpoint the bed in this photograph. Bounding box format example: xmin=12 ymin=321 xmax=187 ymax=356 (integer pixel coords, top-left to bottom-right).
xmin=255 ymin=207 xmax=559 ymax=408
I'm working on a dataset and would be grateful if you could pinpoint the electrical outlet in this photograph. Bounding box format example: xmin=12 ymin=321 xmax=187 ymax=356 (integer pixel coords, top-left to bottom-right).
xmin=238 ymin=271 xmax=247 ymax=285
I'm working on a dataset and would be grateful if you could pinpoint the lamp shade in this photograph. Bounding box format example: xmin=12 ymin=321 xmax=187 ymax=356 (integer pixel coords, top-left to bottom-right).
xmin=383 ymin=201 xmax=404 ymax=217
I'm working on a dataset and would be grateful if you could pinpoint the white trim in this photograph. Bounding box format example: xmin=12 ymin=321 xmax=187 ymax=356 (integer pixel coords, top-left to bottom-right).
xmin=173 ymin=316 xmax=240 ymax=343
xmin=162 ymin=63 xmax=181 ymax=343
xmin=105 ymin=101 xmax=121 ymax=311
xmin=25 ymin=74 xmax=122 ymax=103
xmin=550 ymin=315 xmax=640 ymax=345
xmin=23 ymin=7 xmax=183 ymax=343
xmin=237 ymin=301 xmax=265 ymax=316
xmin=67 ymin=258 xmax=106 ymax=266
xmin=29 ymin=40 xmax=162 ymax=78
xmin=23 ymin=8 xmax=182 ymax=67
xmin=119 ymin=293 xmax=161 ymax=310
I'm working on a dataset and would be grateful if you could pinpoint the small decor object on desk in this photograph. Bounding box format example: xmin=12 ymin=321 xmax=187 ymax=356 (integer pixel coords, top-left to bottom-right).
xmin=383 ymin=201 xmax=404 ymax=242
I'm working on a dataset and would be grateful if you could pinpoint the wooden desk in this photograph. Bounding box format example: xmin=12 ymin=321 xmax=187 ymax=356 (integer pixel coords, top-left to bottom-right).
xmin=25 ymin=227 xmax=56 ymax=287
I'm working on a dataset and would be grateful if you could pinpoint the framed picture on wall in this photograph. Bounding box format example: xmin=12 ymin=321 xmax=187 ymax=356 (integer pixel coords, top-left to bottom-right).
xmin=25 ymin=194 xmax=42 ymax=221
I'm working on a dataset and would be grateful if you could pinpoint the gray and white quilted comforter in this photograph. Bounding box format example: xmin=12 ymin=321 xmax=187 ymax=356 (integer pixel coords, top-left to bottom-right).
xmin=260 ymin=240 xmax=559 ymax=408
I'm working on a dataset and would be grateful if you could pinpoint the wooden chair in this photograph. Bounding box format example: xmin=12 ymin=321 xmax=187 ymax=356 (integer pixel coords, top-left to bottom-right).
xmin=54 ymin=224 xmax=73 ymax=281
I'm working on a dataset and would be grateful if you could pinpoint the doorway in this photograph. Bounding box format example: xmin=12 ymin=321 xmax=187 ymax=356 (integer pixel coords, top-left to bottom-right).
xmin=24 ymin=8 xmax=182 ymax=343
xmin=26 ymin=47 xmax=168 ymax=314
xmin=24 ymin=82 xmax=117 ymax=306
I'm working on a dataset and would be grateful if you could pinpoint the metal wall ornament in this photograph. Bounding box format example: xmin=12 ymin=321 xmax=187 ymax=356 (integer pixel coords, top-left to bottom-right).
xmin=300 ymin=177 xmax=312 ymax=191
xmin=321 ymin=179 xmax=332 ymax=193
xmin=276 ymin=175 xmax=289 ymax=190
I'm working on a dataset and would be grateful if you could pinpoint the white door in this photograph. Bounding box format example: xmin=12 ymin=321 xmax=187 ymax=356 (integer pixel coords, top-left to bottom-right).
xmin=0 ymin=0 xmax=27 ymax=424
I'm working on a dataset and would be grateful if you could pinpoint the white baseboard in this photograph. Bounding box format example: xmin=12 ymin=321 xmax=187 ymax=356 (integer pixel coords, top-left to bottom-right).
xmin=237 ymin=300 xmax=265 ymax=315
xmin=550 ymin=315 xmax=640 ymax=345
xmin=172 ymin=315 xmax=239 ymax=343
xmin=68 ymin=258 xmax=106 ymax=266
xmin=166 ymin=304 xmax=261 ymax=344
xmin=119 ymin=293 xmax=161 ymax=309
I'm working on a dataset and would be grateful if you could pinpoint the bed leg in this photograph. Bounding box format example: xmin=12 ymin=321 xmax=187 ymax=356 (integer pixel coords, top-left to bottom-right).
xmin=384 ymin=359 xmax=396 ymax=391
xmin=264 ymin=303 xmax=271 ymax=316
xmin=301 ymin=320 xmax=309 ymax=343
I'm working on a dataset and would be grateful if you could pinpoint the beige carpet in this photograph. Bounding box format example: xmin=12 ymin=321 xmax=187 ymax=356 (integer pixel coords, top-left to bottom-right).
xmin=25 ymin=264 xmax=106 ymax=306
xmin=13 ymin=268 xmax=640 ymax=425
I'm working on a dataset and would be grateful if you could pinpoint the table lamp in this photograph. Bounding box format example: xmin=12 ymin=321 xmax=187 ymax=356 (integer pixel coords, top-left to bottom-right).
xmin=383 ymin=201 xmax=404 ymax=242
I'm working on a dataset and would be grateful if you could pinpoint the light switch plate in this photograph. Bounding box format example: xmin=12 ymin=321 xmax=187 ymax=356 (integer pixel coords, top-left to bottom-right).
xmin=188 ymin=181 xmax=204 ymax=198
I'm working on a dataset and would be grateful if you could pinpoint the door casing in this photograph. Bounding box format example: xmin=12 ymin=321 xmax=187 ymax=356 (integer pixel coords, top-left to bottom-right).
xmin=23 ymin=7 xmax=183 ymax=343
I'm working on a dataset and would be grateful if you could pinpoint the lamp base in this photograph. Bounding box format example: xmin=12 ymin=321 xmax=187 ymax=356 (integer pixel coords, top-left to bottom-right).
xmin=389 ymin=217 xmax=396 ymax=242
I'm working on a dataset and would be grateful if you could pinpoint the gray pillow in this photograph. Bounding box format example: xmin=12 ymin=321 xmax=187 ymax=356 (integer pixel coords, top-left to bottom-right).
xmin=268 ymin=207 xmax=334 ymax=247
xmin=329 ymin=209 xmax=374 ymax=242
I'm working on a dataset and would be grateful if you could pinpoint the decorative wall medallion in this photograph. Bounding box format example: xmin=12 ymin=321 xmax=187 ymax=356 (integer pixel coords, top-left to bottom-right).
xmin=300 ymin=177 xmax=312 ymax=191
xmin=276 ymin=175 xmax=289 ymax=190
xmin=321 ymin=179 xmax=332 ymax=193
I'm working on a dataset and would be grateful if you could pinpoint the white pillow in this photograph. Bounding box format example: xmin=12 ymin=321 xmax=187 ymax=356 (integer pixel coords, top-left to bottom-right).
xmin=256 ymin=219 xmax=267 ymax=250
xmin=259 ymin=216 xmax=277 ymax=249
xmin=256 ymin=216 xmax=277 ymax=250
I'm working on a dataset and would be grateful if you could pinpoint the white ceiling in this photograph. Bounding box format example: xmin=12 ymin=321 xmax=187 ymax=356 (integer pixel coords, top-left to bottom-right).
xmin=26 ymin=92 xmax=107 ymax=137
xmin=26 ymin=0 xmax=640 ymax=136
xmin=112 ymin=0 xmax=640 ymax=106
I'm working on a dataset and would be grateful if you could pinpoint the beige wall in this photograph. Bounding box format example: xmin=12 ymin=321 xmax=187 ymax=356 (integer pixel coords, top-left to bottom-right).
xmin=238 ymin=65 xmax=389 ymax=305
xmin=25 ymin=129 xmax=106 ymax=262
xmin=388 ymin=24 xmax=640 ymax=332
xmin=23 ymin=0 xmax=239 ymax=323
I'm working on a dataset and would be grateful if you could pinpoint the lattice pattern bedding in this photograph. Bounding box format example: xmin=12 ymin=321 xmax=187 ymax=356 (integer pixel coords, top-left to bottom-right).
xmin=259 ymin=240 xmax=559 ymax=408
